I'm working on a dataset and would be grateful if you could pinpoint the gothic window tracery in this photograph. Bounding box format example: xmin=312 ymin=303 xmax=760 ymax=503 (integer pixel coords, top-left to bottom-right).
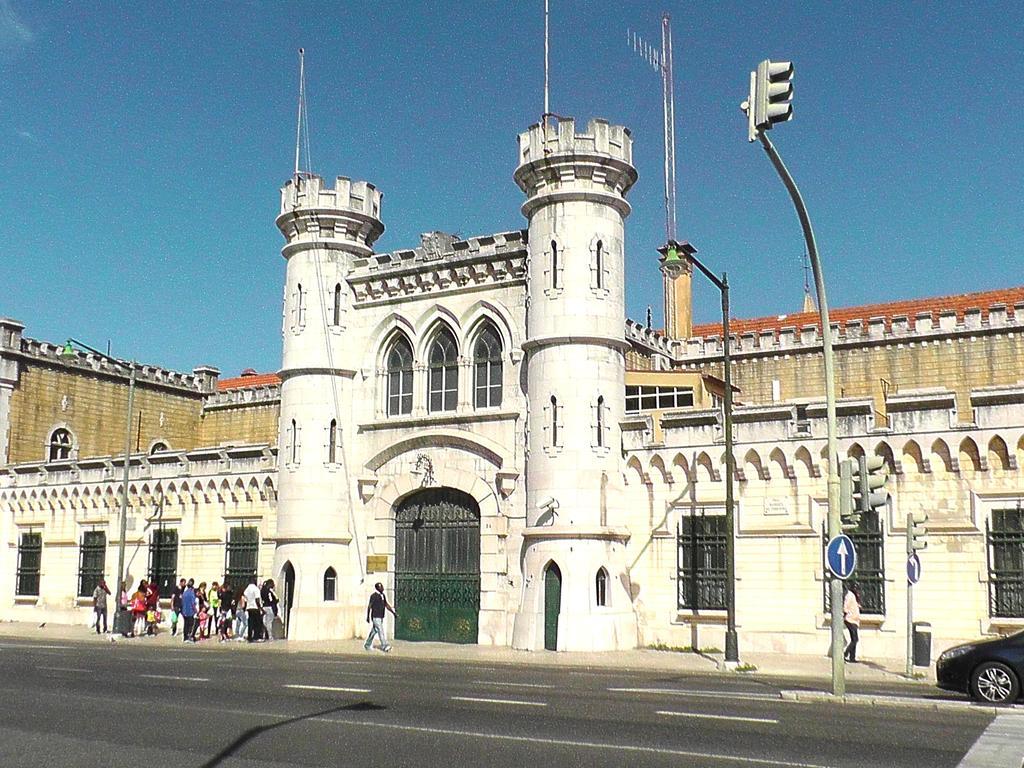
xmin=386 ymin=336 xmax=414 ymax=416
xmin=472 ymin=324 xmax=503 ymax=409
xmin=427 ymin=328 xmax=458 ymax=413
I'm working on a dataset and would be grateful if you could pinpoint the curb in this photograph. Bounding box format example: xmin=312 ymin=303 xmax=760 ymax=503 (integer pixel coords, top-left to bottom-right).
xmin=780 ymin=689 xmax=1024 ymax=715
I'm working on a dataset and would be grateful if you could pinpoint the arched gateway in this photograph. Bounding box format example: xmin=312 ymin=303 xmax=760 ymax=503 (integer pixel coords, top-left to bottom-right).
xmin=394 ymin=487 xmax=480 ymax=643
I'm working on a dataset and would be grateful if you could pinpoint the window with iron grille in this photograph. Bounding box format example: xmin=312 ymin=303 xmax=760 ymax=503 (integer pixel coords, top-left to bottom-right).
xmin=987 ymin=506 xmax=1024 ymax=618
xmin=224 ymin=526 xmax=259 ymax=593
xmin=16 ymin=531 xmax=42 ymax=596
xmin=77 ymin=530 xmax=106 ymax=597
xmin=677 ymin=513 xmax=727 ymax=610
xmin=149 ymin=528 xmax=178 ymax=598
xmin=822 ymin=512 xmax=886 ymax=615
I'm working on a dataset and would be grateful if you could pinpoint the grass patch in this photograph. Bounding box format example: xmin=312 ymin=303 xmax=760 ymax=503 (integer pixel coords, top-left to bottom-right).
xmin=735 ymin=662 xmax=758 ymax=672
xmin=646 ymin=644 xmax=723 ymax=655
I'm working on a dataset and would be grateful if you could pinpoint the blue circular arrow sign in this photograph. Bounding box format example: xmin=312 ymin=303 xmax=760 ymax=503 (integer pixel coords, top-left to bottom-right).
xmin=907 ymin=553 xmax=922 ymax=585
xmin=826 ymin=534 xmax=857 ymax=580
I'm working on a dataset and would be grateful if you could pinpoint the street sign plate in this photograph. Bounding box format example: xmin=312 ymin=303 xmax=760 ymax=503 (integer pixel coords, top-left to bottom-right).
xmin=907 ymin=553 xmax=922 ymax=585
xmin=825 ymin=534 xmax=857 ymax=580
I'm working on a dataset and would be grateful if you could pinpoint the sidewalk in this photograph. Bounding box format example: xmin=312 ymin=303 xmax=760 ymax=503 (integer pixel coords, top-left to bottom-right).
xmin=0 ymin=620 xmax=928 ymax=687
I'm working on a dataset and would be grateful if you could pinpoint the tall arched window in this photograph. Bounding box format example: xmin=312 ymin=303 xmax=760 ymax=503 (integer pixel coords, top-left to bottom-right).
xmin=289 ymin=419 xmax=299 ymax=464
xmin=386 ymin=336 xmax=414 ymax=416
xmin=550 ymin=395 xmax=559 ymax=447
xmin=595 ymin=395 xmax=605 ymax=448
xmin=594 ymin=240 xmax=604 ymax=289
xmin=323 ymin=567 xmax=337 ymax=601
xmin=427 ymin=328 xmax=458 ymax=413
xmin=550 ymin=240 xmax=560 ymax=289
xmin=295 ymin=283 xmax=306 ymax=327
xmin=328 ymin=419 xmax=338 ymax=463
xmin=48 ymin=428 xmax=73 ymax=461
xmin=596 ymin=567 xmax=608 ymax=607
xmin=332 ymin=284 xmax=343 ymax=326
xmin=473 ymin=324 xmax=503 ymax=408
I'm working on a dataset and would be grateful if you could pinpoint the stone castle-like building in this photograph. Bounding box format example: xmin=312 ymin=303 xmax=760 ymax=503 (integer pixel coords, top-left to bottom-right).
xmin=2 ymin=116 xmax=1022 ymax=657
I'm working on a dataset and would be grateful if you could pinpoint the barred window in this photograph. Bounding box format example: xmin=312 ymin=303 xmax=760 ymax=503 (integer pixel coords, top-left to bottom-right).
xmin=77 ymin=531 xmax=106 ymax=597
xmin=625 ymin=385 xmax=694 ymax=414
xmin=16 ymin=531 xmax=42 ymax=596
xmin=473 ymin=324 xmax=503 ymax=409
xmin=987 ymin=506 xmax=1024 ymax=618
xmin=324 ymin=567 xmax=337 ymax=602
xmin=677 ymin=513 xmax=726 ymax=610
xmin=427 ymin=328 xmax=458 ymax=413
xmin=48 ymin=428 xmax=73 ymax=461
xmin=823 ymin=512 xmax=885 ymax=615
xmin=224 ymin=526 xmax=259 ymax=593
xmin=149 ymin=528 xmax=178 ymax=598
xmin=386 ymin=336 xmax=414 ymax=416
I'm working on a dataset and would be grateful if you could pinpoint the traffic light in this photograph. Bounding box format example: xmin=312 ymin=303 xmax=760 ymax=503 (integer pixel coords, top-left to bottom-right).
xmin=852 ymin=454 xmax=889 ymax=515
xmin=742 ymin=59 xmax=794 ymax=142
xmin=838 ymin=459 xmax=860 ymax=530
xmin=907 ymin=512 xmax=928 ymax=554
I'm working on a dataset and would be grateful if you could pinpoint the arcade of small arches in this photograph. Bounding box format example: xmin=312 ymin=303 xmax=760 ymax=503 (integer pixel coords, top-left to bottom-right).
xmin=624 ymin=432 xmax=1024 ymax=489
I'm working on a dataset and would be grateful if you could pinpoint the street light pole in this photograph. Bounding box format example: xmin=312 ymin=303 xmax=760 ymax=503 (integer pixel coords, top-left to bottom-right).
xmin=63 ymin=338 xmax=136 ymax=633
xmin=664 ymin=242 xmax=739 ymax=665
xmin=756 ymin=133 xmax=845 ymax=695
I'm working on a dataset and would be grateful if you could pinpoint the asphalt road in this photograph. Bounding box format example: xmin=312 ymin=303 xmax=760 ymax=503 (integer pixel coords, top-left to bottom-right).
xmin=0 ymin=638 xmax=996 ymax=768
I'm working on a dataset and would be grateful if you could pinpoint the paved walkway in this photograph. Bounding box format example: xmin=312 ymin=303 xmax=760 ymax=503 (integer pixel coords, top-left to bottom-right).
xmin=0 ymin=620 xmax=927 ymax=686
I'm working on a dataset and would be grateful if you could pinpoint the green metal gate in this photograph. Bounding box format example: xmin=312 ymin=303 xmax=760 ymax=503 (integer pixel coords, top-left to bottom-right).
xmin=395 ymin=488 xmax=480 ymax=644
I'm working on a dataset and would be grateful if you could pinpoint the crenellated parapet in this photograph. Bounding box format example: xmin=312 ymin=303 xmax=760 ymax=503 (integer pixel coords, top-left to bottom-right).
xmin=514 ymin=117 xmax=637 ymax=218
xmin=202 ymin=382 xmax=281 ymax=412
xmin=276 ymin=173 xmax=384 ymax=258
xmin=4 ymin=330 xmax=218 ymax=395
xmin=348 ymin=230 xmax=527 ymax=304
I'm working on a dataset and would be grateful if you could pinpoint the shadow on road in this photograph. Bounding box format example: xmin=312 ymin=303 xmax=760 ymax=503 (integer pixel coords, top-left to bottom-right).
xmin=199 ymin=700 xmax=387 ymax=768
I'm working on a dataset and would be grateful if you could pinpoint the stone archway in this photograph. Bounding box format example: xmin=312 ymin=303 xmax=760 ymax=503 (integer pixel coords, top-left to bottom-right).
xmin=394 ymin=487 xmax=480 ymax=644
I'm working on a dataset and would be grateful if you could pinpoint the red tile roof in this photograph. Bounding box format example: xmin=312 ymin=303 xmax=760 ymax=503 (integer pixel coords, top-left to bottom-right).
xmin=217 ymin=372 xmax=281 ymax=391
xmin=692 ymin=285 xmax=1024 ymax=338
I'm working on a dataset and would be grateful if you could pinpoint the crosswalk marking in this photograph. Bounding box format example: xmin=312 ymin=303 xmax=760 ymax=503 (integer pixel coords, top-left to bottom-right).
xmin=957 ymin=714 xmax=1024 ymax=767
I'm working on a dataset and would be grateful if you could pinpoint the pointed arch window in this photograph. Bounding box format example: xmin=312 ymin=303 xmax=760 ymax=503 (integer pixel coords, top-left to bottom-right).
xmin=550 ymin=395 xmax=560 ymax=447
xmin=595 ymin=567 xmax=609 ymax=607
xmin=593 ymin=240 xmax=605 ymax=289
xmin=323 ymin=567 xmax=337 ymax=602
xmin=550 ymin=240 xmax=561 ymax=289
xmin=328 ymin=419 xmax=338 ymax=464
xmin=386 ymin=336 xmax=414 ymax=416
xmin=288 ymin=419 xmax=300 ymax=464
xmin=427 ymin=328 xmax=458 ymax=413
xmin=332 ymin=283 xmax=343 ymax=326
xmin=473 ymin=324 xmax=503 ymax=409
xmin=295 ymin=283 xmax=307 ymax=328
xmin=48 ymin=428 xmax=73 ymax=461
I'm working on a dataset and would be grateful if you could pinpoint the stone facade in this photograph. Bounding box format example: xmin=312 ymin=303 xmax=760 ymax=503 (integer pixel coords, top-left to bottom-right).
xmin=1 ymin=114 xmax=1022 ymax=659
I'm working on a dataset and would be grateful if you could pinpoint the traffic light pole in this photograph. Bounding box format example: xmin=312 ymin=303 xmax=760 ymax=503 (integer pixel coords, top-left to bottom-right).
xmin=906 ymin=523 xmax=915 ymax=677
xmin=757 ymin=132 xmax=845 ymax=695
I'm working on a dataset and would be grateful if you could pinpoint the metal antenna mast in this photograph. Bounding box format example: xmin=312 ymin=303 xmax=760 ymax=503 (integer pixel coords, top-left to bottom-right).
xmin=295 ymin=48 xmax=305 ymax=177
xmin=629 ymin=13 xmax=678 ymax=242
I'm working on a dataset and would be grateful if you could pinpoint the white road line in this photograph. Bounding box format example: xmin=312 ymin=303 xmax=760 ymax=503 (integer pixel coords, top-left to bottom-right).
xmin=609 ymin=687 xmax=781 ymax=701
xmin=38 ymin=666 xmax=89 ymax=673
xmin=285 ymin=684 xmax=371 ymax=694
xmin=472 ymin=680 xmax=556 ymax=689
xmin=295 ymin=659 xmax=370 ymax=666
xmin=317 ymin=717 xmax=829 ymax=767
xmin=657 ymin=710 xmax=779 ymax=724
xmin=139 ymin=674 xmax=210 ymax=682
xmin=451 ymin=696 xmax=547 ymax=707
xmin=957 ymin=714 xmax=1024 ymax=768
xmin=0 ymin=644 xmax=72 ymax=650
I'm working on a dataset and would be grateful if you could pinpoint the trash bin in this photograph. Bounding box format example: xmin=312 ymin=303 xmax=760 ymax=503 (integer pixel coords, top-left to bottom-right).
xmin=912 ymin=621 xmax=931 ymax=667
xmin=113 ymin=608 xmax=132 ymax=636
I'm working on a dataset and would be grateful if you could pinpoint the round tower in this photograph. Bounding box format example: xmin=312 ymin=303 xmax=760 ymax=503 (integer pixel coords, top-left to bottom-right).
xmin=273 ymin=173 xmax=383 ymax=641
xmin=511 ymin=118 xmax=639 ymax=651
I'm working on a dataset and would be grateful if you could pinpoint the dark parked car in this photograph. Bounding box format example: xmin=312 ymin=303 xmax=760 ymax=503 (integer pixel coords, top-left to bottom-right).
xmin=936 ymin=629 xmax=1024 ymax=704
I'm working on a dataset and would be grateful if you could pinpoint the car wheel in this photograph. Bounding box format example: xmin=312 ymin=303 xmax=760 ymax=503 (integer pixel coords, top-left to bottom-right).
xmin=970 ymin=662 xmax=1020 ymax=705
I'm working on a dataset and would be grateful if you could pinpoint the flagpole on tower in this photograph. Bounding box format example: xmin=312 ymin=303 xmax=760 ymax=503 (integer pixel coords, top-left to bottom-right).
xmin=295 ymin=48 xmax=305 ymax=178
xmin=543 ymin=0 xmax=550 ymax=129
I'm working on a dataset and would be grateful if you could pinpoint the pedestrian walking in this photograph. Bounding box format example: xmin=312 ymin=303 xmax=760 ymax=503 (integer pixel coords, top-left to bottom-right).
xmin=170 ymin=578 xmax=185 ymax=636
xmin=243 ymin=577 xmax=263 ymax=643
xmin=233 ymin=588 xmax=248 ymax=642
xmin=196 ymin=582 xmax=209 ymax=639
xmin=92 ymin=578 xmax=110 ymax=634
xmin=261 ymin=579 xmax=279 ymax=642
xmin=130 ymin=580 xmax=148 ymax=637
xmin=181 ymin=578 xmax=198 ymax=643
xmin=844 ymin=582 xmax=862 ymax=663
xmin=209 ymin=580 xmax=221 ymax=636
xmin=218 ymin=582 xmax=234 ymax=641
xmin=145 ymin=579 xmax=160 ymax=635
xmin=364 ymin=582 xmax=396 ymax=652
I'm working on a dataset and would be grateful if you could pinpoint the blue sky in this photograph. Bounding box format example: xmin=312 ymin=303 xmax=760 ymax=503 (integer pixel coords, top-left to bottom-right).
xmin=2 ymin=1 xmax=1022 ymax=377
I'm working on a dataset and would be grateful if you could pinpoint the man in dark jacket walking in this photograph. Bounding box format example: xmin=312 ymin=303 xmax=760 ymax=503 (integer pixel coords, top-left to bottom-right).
xmin=364 ymin=582 xmax=396 ymax=652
